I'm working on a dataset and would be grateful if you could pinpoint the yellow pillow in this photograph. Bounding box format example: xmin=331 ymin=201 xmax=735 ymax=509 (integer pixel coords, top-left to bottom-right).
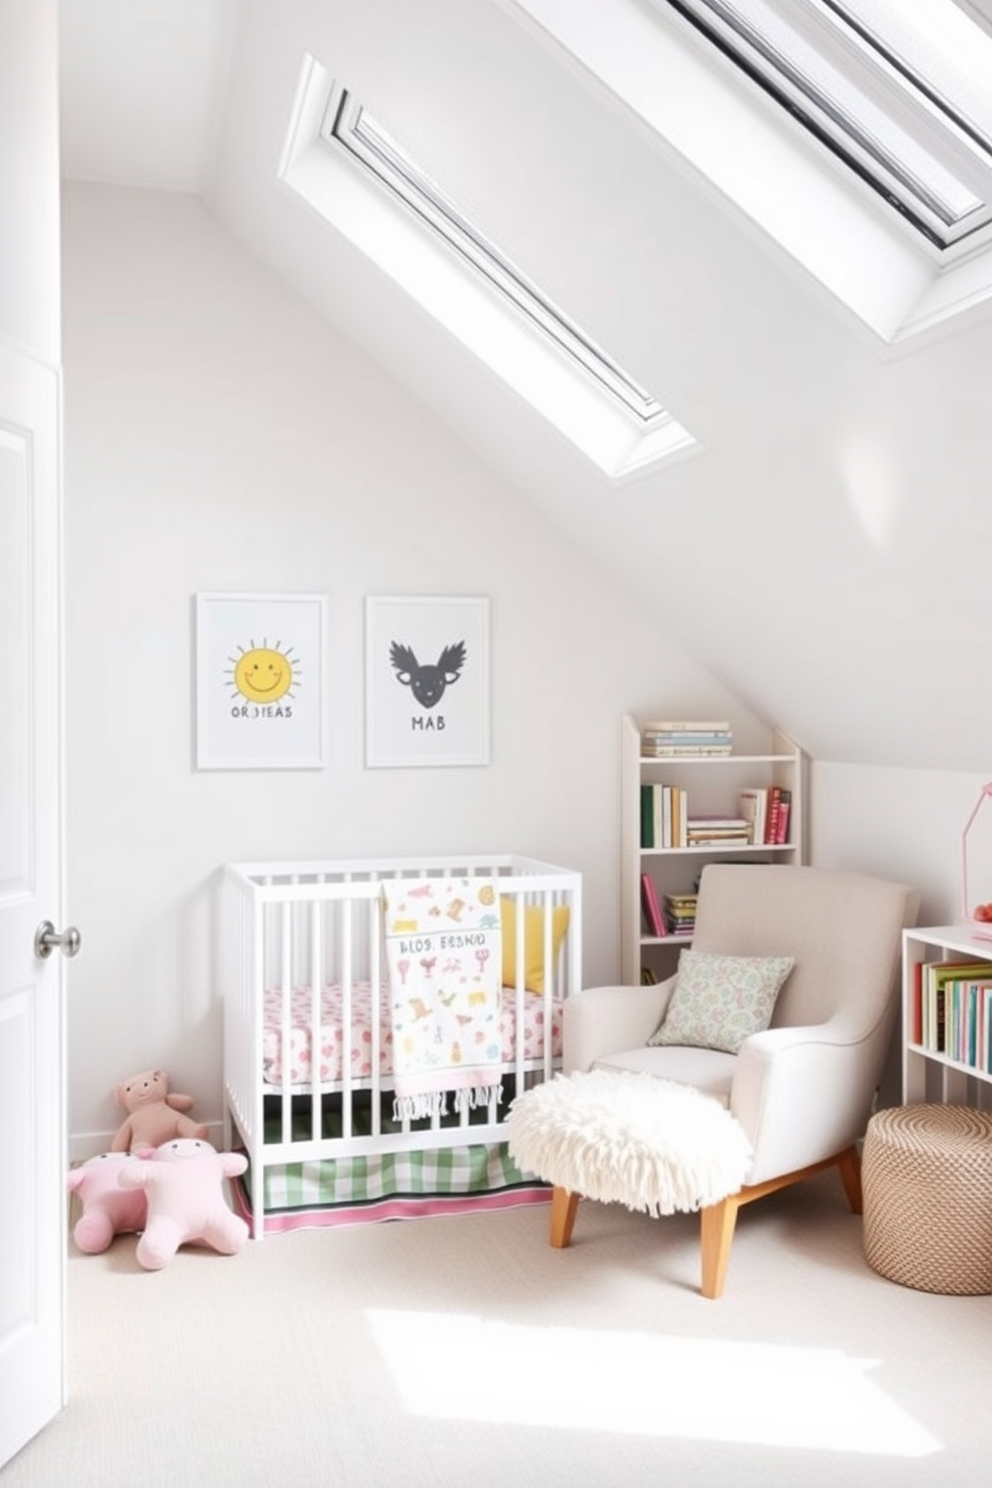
xmin=500 ymin=897 xmax=570 ymax=996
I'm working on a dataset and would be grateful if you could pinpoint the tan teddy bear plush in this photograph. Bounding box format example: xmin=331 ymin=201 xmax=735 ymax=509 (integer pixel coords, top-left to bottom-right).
xmin=111 ymin=1069 xmax=208 ymax=1154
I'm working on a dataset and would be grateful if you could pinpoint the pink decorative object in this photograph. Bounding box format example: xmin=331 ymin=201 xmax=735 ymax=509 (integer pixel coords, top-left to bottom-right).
xmin=111 ymin=1068 xmax=208 ymax=1154
xmin=117 ymin=1138 xmax=249 ymax=1270
xmin=961 ymin=781 xmax=992 ymax=940
xmin=67 ymin=1152 xmax=149 ymax=1254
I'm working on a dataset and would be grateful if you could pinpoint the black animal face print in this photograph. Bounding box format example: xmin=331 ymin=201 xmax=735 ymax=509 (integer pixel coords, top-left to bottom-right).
xmin=389 ymin=641 xmax=466 ymax=709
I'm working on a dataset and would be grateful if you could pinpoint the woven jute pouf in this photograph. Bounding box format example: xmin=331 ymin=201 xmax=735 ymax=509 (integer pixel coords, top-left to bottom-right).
xmin=862 ymin=1104 xmax=992 ymax=1295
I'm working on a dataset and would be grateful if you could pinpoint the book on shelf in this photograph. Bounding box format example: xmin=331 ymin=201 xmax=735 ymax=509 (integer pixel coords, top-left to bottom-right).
xmin=643 ymin=720 xmax=731 ymax=732
xmin=684 ymin=815 xmax=750 ymax=828
xmin=910 ymin=960 xmax=924 ymax=1046
xmin=775 ymin=789 xmax=792 ymax=845
xmin=738 ymin=787 xmax=767 ymax=846
xmin=662 ymin=891 xmax=697 ymax=937
xmin=640 ymin=721 xmax=733 ymax=757
xmin=653 ymin=784 xmax=665 ymax=848
xmin=640 ymin=873 xmax=666 ymax=937
xmin=734 ymin=786 xmax=793 ymax=846
xmin=642 ymin=742 xmax=733 ymax=757
xmin=917 ymin=961 xmax=992 ymax=1057
xmin=640 ymin=784 xmax=654 ymax=849
xmin=642 ymin=783 xmax=691 ymax=849
xmin=938 ymin=975 xmax=992 ymax=1071
xmin=685 ymin=815 xmax=751 ymax=847
xmin=674 ymin=786 xmax=687 ymax=848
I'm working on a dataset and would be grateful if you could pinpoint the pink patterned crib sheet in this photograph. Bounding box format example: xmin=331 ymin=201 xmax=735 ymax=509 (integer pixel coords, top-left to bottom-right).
xmin=262 ymin=981 xmax=564 ymax=1088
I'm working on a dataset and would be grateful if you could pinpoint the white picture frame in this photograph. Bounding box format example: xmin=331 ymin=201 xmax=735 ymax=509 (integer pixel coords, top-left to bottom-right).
xmin=365 ymin=595 xmax=490 ymax=768
xmin=195 ymin=592 xmax=327 ymax=770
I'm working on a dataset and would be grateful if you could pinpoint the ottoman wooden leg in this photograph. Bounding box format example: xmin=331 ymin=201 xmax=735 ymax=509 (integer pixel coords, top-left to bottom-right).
xmin=550 ymin=1187 xmax=580 ymax=1248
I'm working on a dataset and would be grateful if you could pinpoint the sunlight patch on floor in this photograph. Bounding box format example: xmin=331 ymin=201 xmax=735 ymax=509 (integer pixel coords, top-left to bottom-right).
xmin=367 ymin=1310 xmax=940 ymax=1457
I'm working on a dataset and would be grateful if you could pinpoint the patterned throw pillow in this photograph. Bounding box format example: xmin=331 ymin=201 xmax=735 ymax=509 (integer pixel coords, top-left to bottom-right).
xmin=647 ymin=950 xmax=795 ymax=1054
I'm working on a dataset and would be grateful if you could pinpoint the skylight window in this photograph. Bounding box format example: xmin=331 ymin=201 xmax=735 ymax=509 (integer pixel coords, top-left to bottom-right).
xmin=508 ymin=0 xmax=992 ymax=342
xmin=328 ymin=92 xmax=664 ymax=425
xmin=664 ymin=0 xmax=992 ymax=251
xmin=279 ymin=56 xmax=696 ymax=479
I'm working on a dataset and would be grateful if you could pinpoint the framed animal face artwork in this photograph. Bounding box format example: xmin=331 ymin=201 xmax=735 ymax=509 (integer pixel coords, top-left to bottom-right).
xmin=365 ymin=596 xmax=490 ymax=768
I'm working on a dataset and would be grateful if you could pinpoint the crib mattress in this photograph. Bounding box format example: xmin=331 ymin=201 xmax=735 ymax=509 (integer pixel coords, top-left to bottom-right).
xmin=263 ymin=981 xmax=562 ymax=1088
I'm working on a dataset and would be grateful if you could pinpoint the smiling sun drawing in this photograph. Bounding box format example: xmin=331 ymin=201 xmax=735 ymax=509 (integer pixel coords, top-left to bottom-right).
xmin=226 ymin=639 xmax=300 ymax=704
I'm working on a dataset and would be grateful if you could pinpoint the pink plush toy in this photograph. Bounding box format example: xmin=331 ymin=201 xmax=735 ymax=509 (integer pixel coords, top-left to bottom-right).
xmin=117 ymin=1138 xmax=249 ymax=1270
xmin=66 ymin=1152 xmax=149 ymax=1254
xmin=111 ymin=1068 xmax=208 ymax=1154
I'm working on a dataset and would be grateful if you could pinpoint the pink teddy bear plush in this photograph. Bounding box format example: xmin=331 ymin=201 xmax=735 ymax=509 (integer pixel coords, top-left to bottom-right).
xmin=111 ymin=1069 xmax=208 ymax=1154
xmin=66 ymin=1152 xmax=149 ymax=1254
xmin=118 ymin=1138 xmax=249 ymax=1271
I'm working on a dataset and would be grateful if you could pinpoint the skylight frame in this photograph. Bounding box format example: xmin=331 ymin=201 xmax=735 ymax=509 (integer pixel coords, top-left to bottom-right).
xmin=322 ymin=88 xmax=667 ymax=429
xmin=503 ymin=0 xmax=992 ymax=343
xmin=278 ymin=56 xmax=697 ymax=479
xmin=663 ymin=0 xmax=992 ymax=253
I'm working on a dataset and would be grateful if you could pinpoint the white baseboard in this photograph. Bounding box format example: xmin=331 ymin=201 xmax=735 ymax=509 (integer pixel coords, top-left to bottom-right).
xmin=69 ymin=1120 xmax=226 ymax=1164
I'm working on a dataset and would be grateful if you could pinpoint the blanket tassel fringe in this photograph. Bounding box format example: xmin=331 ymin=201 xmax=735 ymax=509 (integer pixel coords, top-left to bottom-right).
xmin=393 ymin=1085 xmax=503 ymax=1125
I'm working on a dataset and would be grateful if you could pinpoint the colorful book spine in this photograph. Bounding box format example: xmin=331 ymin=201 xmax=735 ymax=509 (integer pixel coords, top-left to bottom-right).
xmin=640 ymin=873 xmax=665 ymax=937
xmin=640 ymin=785 xmax=654 ymax=849
xmin=774 ymin=789 xmax=792 ymax=845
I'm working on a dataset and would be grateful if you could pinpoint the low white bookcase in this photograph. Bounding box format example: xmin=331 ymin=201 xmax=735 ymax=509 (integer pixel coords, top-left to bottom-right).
xmin=902 ymin=925 xmax=992 ymax=1107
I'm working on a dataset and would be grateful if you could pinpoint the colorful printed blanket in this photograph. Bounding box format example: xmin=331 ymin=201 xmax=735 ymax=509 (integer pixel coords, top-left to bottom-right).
xmin=382 ymin=876 xmax=503 ymax=1121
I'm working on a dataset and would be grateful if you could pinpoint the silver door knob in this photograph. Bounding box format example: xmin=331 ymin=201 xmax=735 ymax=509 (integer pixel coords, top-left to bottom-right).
xmin=34 ymin=920 xmax=82 ymax=960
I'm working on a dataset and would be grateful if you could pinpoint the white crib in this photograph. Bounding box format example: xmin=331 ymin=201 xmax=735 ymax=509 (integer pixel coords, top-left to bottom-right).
xmin=220 ymin=853 xmax=582 ymax=1237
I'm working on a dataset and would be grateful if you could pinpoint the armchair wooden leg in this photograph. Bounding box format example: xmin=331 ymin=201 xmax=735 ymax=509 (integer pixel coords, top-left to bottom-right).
xmin=700 ymin=1194 xmax=740 ymax=1299
xmin=550 ymin=1187 xmax=580 ymax=1248
xmin=836 ymin=1144 xmax=863 ymax=1214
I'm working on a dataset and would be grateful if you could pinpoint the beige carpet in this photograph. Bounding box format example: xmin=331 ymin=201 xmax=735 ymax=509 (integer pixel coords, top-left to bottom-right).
xmin=4 ymin=1171 xmax=992 ymax=1487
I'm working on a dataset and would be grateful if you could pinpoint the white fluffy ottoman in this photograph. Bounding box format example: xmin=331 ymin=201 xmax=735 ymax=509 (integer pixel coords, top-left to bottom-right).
xmin=506 ymin=1068 xmax=752 ymax=1219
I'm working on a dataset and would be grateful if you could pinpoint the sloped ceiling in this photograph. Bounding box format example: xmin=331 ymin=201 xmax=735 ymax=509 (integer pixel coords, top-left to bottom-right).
xmin=59 ymin=0 xmax=992 ymax=771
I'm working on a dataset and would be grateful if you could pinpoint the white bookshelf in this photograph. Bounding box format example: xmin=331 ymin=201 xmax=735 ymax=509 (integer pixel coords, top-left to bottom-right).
xmin=620 ymin=713 xmax=808 ymax=985
xmin=902 ymin=925 xmax=992 ymax=1109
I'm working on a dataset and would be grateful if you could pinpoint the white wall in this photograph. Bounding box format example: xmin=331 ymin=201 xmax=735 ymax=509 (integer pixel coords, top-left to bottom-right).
xmin=811 ymin=761 xmax=992 ymax=1104
xmin=812 ymin=763 xmax=992 ymax=928
xmin=0 ymin=0 xmax=60 ymax=364
xmin=61 ymin=181 xmax=772 ymax=1153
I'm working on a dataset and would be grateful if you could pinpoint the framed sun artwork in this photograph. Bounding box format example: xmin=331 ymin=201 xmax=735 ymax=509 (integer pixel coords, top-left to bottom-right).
xmin=195 ymin=592 xmax=327 ymax=770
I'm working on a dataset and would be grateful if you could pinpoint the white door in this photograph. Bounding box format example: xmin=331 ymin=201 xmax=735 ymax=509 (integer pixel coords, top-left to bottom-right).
xmin=0 ymin=335 xmax=66 ymax=1468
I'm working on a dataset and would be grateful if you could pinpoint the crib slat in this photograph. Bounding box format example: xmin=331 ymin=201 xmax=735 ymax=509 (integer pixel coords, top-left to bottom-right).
xmin=340 ymin=895 xmax=353 ymax=1141
xmin=369 ymin=893 xmax=382 ymax=1140
xmin=309 ymin=898 xmax=322 ymax=1145
xmin=279 ymin=899 xmax=293 ymax=1148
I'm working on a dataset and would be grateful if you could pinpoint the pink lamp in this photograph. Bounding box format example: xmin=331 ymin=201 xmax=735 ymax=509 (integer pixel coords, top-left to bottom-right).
xmin=962 ymin=781 xmax=992 ymax=940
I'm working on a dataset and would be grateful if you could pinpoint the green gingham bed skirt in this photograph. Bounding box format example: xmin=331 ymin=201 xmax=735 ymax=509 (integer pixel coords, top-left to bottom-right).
xmin=234 ymin=1139 xmax=551 ymax=1234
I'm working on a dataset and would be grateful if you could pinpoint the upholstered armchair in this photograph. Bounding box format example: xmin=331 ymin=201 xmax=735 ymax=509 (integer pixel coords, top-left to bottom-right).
xmin=563 ymin=863 xmax=920 ymax=1297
